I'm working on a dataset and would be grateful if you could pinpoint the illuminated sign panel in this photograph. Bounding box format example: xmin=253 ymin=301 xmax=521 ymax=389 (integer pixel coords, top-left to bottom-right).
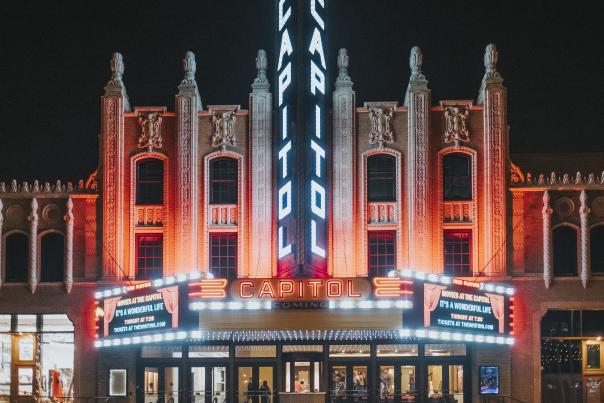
xmin=275 ymin=0 xmax=328 ymax=277
xmin=102 ymin=286 xmax=179 ymax=337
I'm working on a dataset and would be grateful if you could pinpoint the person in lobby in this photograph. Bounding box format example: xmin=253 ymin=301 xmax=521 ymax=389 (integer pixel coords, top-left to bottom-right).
xmin=247 ymin=378 xmax=258 ymax=403
xmin=259 ymin=380 xmax=271 ymax=403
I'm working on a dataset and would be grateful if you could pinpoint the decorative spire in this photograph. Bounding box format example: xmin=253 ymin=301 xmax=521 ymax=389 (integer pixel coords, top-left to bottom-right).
xmin=335 ymin=48 xmax=353 ymax=90
xmin=477 ymin=43 xmax=504 ymax=105
xmin=104 ymin=52 xmax=132 ymax=112
xmin=252 ymin=49 xmax=270 ymax=92
xmin=404 ymin=46 xmax=429 ymax=107
xmin=178 ymin=51 xmax=203 ymax=110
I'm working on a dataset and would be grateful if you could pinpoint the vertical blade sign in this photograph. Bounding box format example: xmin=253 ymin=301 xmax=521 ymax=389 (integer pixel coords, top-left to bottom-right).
xmin=275 ymin=0 xmax=328 ymax=277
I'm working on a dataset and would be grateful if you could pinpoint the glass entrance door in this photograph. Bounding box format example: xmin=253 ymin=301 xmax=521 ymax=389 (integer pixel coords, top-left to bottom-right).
xmin=329 ymin=363 xmax=369 ymax=402
xmin=377 ymin=364 xmax=417 ymax=402
xmin=425 ymin=364 xmax=465 ymax=403
xmin=189 ymin=365 xmax=227 ymax=403
xmin=143 ymin=366 xmax=180 ymax=403
xmin=282 ymin=353 xmax=323 ymax=393
xmin=236 ymin=365 xmax=275 ymax=403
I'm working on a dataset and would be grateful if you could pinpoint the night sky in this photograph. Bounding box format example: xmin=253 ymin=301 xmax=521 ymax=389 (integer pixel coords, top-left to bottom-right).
xmin=1 ymin=1 xmax=603 ymax=182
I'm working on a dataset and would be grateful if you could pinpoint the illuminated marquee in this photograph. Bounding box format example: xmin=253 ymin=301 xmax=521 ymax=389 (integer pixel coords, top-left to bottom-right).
xmin=276 ymin=0 xmax=328 ymax=277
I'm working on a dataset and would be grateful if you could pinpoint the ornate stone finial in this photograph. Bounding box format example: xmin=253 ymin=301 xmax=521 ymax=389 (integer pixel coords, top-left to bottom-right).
xmin=368 ymin=107 xmax=394 ymax=148
xmin=10 ymin=180 xmax=17 ymax=193
xmin=334 ymin=48 xmax=353 ymax=90
xmin=477 ymin=43 xmax=504 ymax=105
xmin=404 ymin=46 xmax=429 ymax=107
xmin=138 ymin=112 xmax=163 ymax=151
xmin=444 ymin=106 xmax=470 ymax=146
xmin=510 ymin=162 xmax=525 ymax=183
xmin=104 ymin=52 xmax=132 ymax=111
xmin=179 ymin=51 xmax=203 ymax=110
xmin=211 ymin=111 xmax=237 ymax=150
xmin=21 ymin=181 xmax=30 ymax=193
xmin=252 ymin=49 xmax=270 ymax=92
xmin=0 ymin=182 xmax=5 ymax=193
xmin=43 ymin=182 xmax=51 ymax=192
xmin=32 ymin=180 xmax=40 ymax=193
xmin=575 ymin=171 xmax=583 ymax=184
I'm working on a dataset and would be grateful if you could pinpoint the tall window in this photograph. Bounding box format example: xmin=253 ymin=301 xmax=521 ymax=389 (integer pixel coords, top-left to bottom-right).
xmin=136 ymin=159 xmax=164 ymax=205
xmin=591 ymin=226 xmax=604 ymax=274
xmin=367 ymin=154 xmax=396 ymax=202
xmin=368 ymin=231 xmax=396 ymax=277
xmin=135 ymin=234 xmax=163 ymax=280
xmin=209 ymin=233 xmax=237 ymax=279
xmin=5 ymin=233 xmax=28 ymax=282
xmin=444 ymin=230 xmax=472 ymax=276
xmin=210 ymin=158 xmax=238 ymax=204
xmin=553 ymin=226 xmax=578 ymax=276
xmin=443 ymin=154 xmax=472 ymax=200
xmin=41 ymin=233 xmax=64 ymax=282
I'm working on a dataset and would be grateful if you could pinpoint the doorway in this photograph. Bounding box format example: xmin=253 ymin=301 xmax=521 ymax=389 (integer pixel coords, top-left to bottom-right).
xmin=235 ymin=365 xmax=275 ymax=403
xmin=329 ymin=362 xmax=370 ymax=402
xmin=377 ymin=363 xmax=418 ymax=402
xmin=282 ymin=352 xmax=324 ymax=393
xmin=425 ymin=363 xmax=466 ymax=403
xmin=142 ymin=366 xmax=181 ymax=403
xmin=188 ymin=365 xmax=227 ymax=403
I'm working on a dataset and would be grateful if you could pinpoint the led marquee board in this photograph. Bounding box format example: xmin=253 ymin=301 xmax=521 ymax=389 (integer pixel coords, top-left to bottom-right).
xmin=275 ymin=0 xmax=329 ymax=277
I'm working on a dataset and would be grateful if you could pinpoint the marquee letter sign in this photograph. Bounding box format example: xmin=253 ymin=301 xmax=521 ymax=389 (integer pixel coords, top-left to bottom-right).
xmin=275 ymin=0 xmax=329 ymax=277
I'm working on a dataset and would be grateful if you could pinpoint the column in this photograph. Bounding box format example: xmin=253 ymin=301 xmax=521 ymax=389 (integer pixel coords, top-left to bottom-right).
xmin=332 ymin=48 xmax=356 ymax=276
xmin=580 ymin=190 xmax=590 ymax=288
xmin=175 ymin=51 xmax=201 ymax=272
xmin=542 ymin=191 xmax=553 ymax=288
xmin=101 ymin=52 xmax=129 ymax=278
xmin=479 ymin=44 xmax=508 ymax=275
xmin=64 ymin=197 xmax=74 ymax=293
xmin=249 ymin=50 xmax=273 ymax=277
xmin=29 ymin=198 xmax=38 ymax=293
xmin=404 ymin=46 xmax=431 ymax=271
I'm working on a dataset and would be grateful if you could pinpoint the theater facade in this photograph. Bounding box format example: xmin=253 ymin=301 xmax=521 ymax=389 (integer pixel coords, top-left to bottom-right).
xmin=1 ymin=1 xmax=604 ymax=402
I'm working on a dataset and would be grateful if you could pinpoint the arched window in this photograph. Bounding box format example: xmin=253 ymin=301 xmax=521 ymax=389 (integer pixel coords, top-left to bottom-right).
xmin=367 ymin=154 xmax=396 ymax=202
xmin=590 ymin=226 xmax=604 ymax=274
xmin=553 ymin=226 xmax=578 ymax=276
xmin=136 ymin=159 xmax=164 ymax=205
xmin=5 ymin=233 xmax=28 ymax=282
xmin=210 ymin=157 xmax=238 ymax=204
xmin=443 ymin=154 xmax=472 ymax=200
xmin=41 ymin=233 xmax=64 ymax=282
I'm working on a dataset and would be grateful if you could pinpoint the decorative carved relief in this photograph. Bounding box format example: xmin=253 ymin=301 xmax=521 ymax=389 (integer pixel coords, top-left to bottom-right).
xmin=367 ymin=202 xmax=397 ymax=224
xmin=211 ymin=111 xmax=237 ymax=150
xmin=592 ymin=196 xmax=604 ymax=218
xmin=42 ymin=204 xmax=61 ymax=224
xmin=85 ymin=170 xmax=98 ymax=191
xmin=6 ymin=204 xmax=25 ymax=225
xmin=510 ymin=162 xmax=525 ymax=183
xmin=444 ymin=106 xmax=470 ymax=146
xmin=554 ymin=197 xmax=575 ymax=218
xmin=138 ymin=112 xmax=163 ymax=151
xmin=368 ymin=107 xmax=394 ymax=147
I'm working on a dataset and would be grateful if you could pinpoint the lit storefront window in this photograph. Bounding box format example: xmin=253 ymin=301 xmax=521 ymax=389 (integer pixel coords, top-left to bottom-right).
xmin=0 ymin=314 xmax=74 ymax=401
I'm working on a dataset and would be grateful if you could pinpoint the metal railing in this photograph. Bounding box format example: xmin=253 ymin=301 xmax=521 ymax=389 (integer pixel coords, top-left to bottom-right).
xmin=480 ymin=396 xmax=529 ymax=403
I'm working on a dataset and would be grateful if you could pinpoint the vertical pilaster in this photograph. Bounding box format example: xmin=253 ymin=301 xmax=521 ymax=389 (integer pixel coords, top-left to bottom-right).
xmin=332 ymin=49 xmax=356 ymax=276
xmin=249 ymin=50 xmax=273 ymax=277
xmin=176 ymin=52 xmax=202 ymax=272
xmin=101 ymin=52 xmax=129 ymax=278
xmin=542 ymin=191 xmax=553 ymax=288
xmin=404 ymin=46 xmax=430 ymax=271
xmin=64 ymin=197 xmax=74 ymax=293
xmin=580 ymin=190 xmax=590 ymax=288
xmin=479 ymin=44 xmax=507 ymax=275
xmin=29 ymin=198 xmax=38 ymax=293
xmin=511 ymin=191 xmax=525 ymax=273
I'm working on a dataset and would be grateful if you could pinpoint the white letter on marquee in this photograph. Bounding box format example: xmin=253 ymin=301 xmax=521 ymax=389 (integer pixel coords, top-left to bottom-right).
xmin=278 ymin=0 xmax=292 ymax=31
xmin=278 ymin=141 xmax=292 ymax=179
xmin=278 ymin=226 xmax=292 ymax=258
xmin=310 ymin=140 xmax=325 ymax=178
xmin=310 ymin=0 xmax=325 ymax=29
xmin=308 ymin=27 xmax=326 ymax=69
xmin=277 ymin=29 xmax=293 ymax=71
xmin=278 ymin=62 xmax=292 ymax=106
xmin=311 ymin=219 xmax=326 ymax=257
xmin=310 ymin=180 xmax=326 ymax=219
xmin=315 ymin=105 xmax=321 ymax=139
xmin=278 ymin=181 xmax=292 ymax=220
xmin=310 ymin=61 xmax=325 ymax=95
xmin=282 ymin=106 xmax=288 ymax=139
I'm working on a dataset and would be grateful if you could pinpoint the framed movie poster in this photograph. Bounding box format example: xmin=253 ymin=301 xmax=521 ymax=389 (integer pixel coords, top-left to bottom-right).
xmin=479 ymin=366 xmax=500 ymax=395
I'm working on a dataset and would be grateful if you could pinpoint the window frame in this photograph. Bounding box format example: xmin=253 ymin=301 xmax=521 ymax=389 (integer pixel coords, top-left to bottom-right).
xmin=209 ymin=157 xmax=239 ymax=205
xmin=552 ymin=224 xmax=579 ymax=277
xmin=590 ymin=224 xmax=604 ymax=274
xmin=366 ymin=154 xmax=397 ymax=202
xmin=39 ymin=231 xmax=65 ymax=283
xmin=135 ymin=158 xmax=164 ymax=206
xmin=209 ymin=233 xmax=238 ymax=279
xmin=443 ymin=229 xmax=473 ymax=277
xmin=442 ymin=153 xmax=472 ymax=201
xmin=135 ymin=233 xmax=164 ymax=280
xmin=367 ymin=230 xmax=397 ymax=277
xmin=4 ymin=231 xmax=29 ymax=283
